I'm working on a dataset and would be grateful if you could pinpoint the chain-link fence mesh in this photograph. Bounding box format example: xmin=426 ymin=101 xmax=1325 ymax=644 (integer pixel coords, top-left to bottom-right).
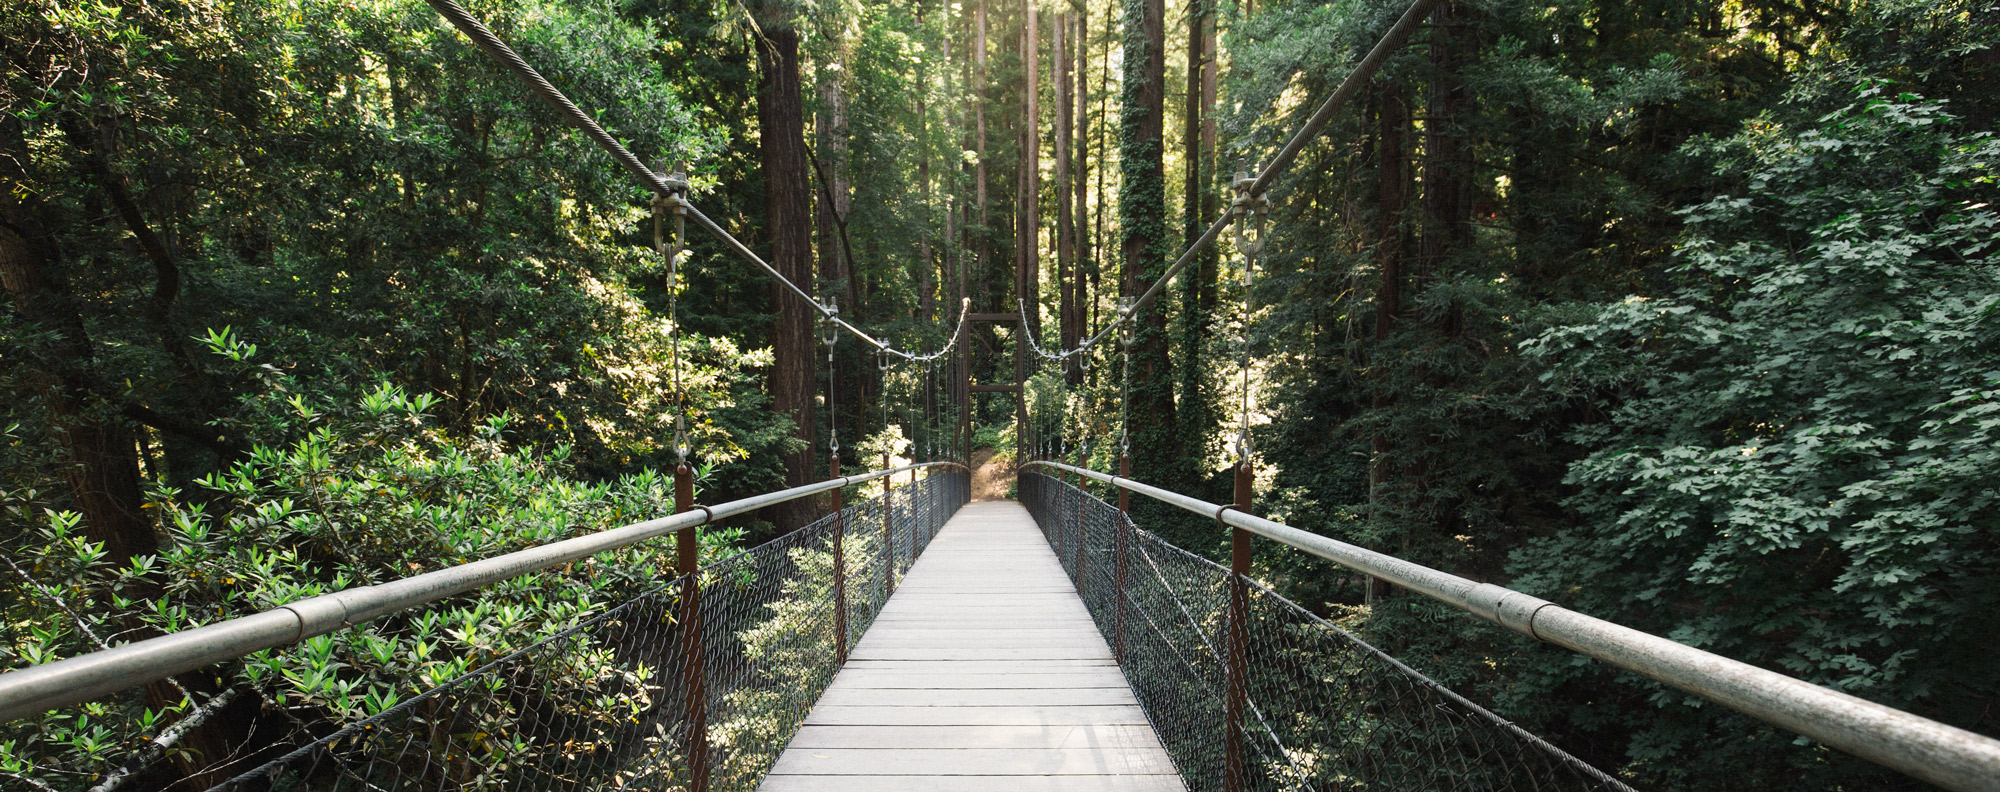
xmin=143 ymin=470 xmax=970 ymax=792
xmin=1020 ymin=471 xmax=1631 ymax=792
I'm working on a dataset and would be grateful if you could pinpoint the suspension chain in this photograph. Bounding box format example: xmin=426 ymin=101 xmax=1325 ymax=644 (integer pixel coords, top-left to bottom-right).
xmin=1118 ymin=296 xmax=1133 ymax=458
xmin=823 ymin=298 xmax=842 ymax=458
xmin=1230 ymin=168 xmax=1268 ymax=465
xmin=655 ymin=165 xmax=692 ymax=465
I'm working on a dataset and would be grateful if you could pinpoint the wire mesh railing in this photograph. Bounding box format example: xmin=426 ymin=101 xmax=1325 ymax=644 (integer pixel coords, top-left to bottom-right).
xmin=0 ymin=470 xmax=966 ymax=792
xmin=1020 ymin=471 xmax=1629 ymax=792
xmin=207 ymin=470 xmax=967 ymax=792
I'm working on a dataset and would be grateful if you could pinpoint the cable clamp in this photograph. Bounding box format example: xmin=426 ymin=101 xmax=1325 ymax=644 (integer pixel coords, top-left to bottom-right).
xmin=820 ymin=297 xmax=841 ymax=347
xmin=1231 ymin=169 xmax=1270 ymax=260
xmin=1117 ymin=297 xmax=1136 ymax=348
xmin=1229 ymin=170 xmax=1269 ymax=213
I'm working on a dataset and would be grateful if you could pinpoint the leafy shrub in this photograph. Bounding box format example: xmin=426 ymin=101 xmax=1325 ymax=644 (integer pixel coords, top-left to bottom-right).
xmin=0 ymin=385 xmax=740 ymax=790
xmin=1515 ymin=79 xmax=2000 ymax=787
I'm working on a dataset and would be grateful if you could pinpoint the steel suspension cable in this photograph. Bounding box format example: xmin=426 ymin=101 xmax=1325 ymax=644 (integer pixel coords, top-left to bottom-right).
xmin=1023 ymin=0 xmax=1443 ymax=362
xmin=422 ymin=0 xmax=972 ymax=366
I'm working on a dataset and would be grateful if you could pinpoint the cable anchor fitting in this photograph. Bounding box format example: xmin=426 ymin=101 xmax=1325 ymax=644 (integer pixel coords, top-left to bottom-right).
xmin=1117 ymin=297 xmax=1136 ymax=349
xmin=820 ymin=298 xmax=841 ymax=348
xmin=1231 ymin=170 xmax=1270 ymax=261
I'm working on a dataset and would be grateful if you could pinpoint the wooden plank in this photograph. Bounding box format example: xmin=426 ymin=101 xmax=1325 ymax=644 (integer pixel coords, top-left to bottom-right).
xmin=840 ymin=659 xmax=1119 ymax=670
xmin=761 ymin=776 xmax=1187 ymax=792
xmin=803 ymin=704 xmax=1152 ymax=726
xmin=767 ymin=748 xmax=1179 ymax=776
xmin=847 ymin=648 xmax=1116 ymax=660
xmin=784 ymin=724 xmax=1165 ymax=750
xmin=759 ymin=501 xmax=1185 ymax=791
xmin=813 ymin=687 xmax=1138 ymax=707
xmin=828 ymin=671 xmax=1131 ymax=689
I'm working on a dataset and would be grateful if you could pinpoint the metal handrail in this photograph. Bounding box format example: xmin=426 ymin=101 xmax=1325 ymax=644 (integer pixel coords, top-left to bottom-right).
xmin=1024 ymin=460 xmax=2000 ymax=792
xmin=0 ymin=462 xmax=964 ymax=723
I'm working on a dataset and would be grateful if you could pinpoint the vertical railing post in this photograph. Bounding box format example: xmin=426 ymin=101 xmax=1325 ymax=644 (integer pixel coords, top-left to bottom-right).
xmin=1115 ymin=453 xmax=1130 ymax=662
xmin=674 ymin=463 xmax=709 ymax=792
xmin=1069 ymin=460 xmax=1086 ymax=595
xmin=1223 ymin=461 xmax=1253 ymax=792
xmin=830 ymin=453 xmax=848 ymax=664
xmin=882 ymin=452 xmax=896 ymax=601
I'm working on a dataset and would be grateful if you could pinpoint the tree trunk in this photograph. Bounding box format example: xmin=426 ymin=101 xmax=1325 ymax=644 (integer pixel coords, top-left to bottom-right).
xmin=817 ymin=56 xmax=852 ymax=308
xmin=1419 ymin=1 xmax=1475 ymax=288
xmin=1119 ymin=0 xmax=1180 ymax=485
xmin=0 ymin=117 xmax=157 ymax=568
xmin=1404 ymin=0 xmax=1478 ymax=563
xmin=1055 ymin=13 xmax=1078 ymax=384
xmin=1091 ymin=5 xmax=1112 ymax=335
xmin=757 ymin=11 xmax=817 ymax=531
xmin=1017 ymin=0 xmax=1040 ymax=339
xmin=1368 ymin=81 xmax=1408 ymax=602
xmin=1175 ymin=0 xmax=1218 ymax=455
xmin=917 ymin=6 xmax=935 ymax=325
xmin=1073 ymin=9 xmax=1092 ymax=358
xmin=975 ymin=0 xmax=989 ymax=307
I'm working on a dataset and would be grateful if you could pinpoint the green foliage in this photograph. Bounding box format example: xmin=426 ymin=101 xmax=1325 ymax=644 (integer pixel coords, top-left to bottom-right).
xmin=1512 ymin=79 xmax=2000 ymax=786
xmin=972 ymin=421 xmax=1014 ymax=458
xmin=0 ymin=388 xmax=739 ymax=789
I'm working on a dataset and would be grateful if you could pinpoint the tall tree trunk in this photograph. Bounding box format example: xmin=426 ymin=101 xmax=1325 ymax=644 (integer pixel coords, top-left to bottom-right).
xmin=1175 ymin=0 xmax=1218 ymax=455
xmin=757 ymin=11 xmax=817 ymax=531
xmin=1073 ymin=9 xmax=1092 ymax=352
xmin=1119 ymin=0 xmax=1180 ymax=485
xmin=1419 ymin=1 xmax=1475 ymax=288
xmin=975 ymin=0 xmax=989 ymax=308
xmin=0 ymin=117 xmax=156 ymax=568
xmin=917 ymin=5 xmax=935 ymax=324
xmin=1406 ymin=0 xmax=1477 ymax=556
xmin=1 ymin=115 xmax=257 ymax=789
xmin=1017 ymin=0 xmax=1041 ymax=339
xmin=1091 ymin=5 xmax=1112 ymax=335
xmin=1055 ymin=13 xmax=1079 ymax=384
xmin=945 ymin=32 xmax=958 ymax=328
xmin=1368 ymin=81 xmax=1408 ymax=602
xmin=817 ymin=55 xmax=852 ymax=307
xmin=814 ymin=53 xmax=861 ymax=447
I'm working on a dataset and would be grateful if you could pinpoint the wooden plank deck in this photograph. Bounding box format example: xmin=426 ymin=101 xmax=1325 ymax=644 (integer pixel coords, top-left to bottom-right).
xmin=759 ymin=501 xmax=1186 ymax=792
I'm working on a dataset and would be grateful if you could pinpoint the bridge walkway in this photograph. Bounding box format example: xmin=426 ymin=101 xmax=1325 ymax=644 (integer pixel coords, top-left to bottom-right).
xmin=759 ymin=500 xmax=1184 ymax=791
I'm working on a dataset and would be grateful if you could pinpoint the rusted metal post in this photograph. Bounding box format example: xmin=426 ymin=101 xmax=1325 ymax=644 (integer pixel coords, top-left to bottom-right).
xmin=882 ymin=451 xmax=896 ymax=600
xmin=830 ymin=453 xmax=848 ymax=663
xmin=1223 ymin=461 xmax=1253 ymax=792
xmin=1069 ymin=456 xmax=1086 ymax=595
xmin=674 ymin=463 xmax=709 ymax=792
xmin=1115 ymin=453 xmax=1130 ymax=662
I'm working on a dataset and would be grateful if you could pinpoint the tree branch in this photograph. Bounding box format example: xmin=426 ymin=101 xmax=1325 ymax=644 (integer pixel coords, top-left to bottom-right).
xmin=86 ymin=688 xmax=242 ymax=792
xmin=119 ymin=402 xmax=243 ymax=462
xmin=804 ymin=140 xmax=859 ymax=286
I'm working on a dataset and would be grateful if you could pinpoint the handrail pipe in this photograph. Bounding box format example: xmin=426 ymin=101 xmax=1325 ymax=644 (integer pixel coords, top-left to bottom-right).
xmin=0 ymin=463 xmax=962 ymax=723
xmin=1023 ymin=460 xmax=2000 ymax=792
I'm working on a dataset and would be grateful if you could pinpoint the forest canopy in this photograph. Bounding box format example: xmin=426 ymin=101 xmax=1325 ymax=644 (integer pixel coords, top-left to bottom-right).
xmin=1 ymin=0 xmax=1995 ymax=788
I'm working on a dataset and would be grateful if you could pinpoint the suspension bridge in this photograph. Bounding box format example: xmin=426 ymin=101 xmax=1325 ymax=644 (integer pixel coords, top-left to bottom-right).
xmin=3 ymin=0 xmax=1999 ymax=790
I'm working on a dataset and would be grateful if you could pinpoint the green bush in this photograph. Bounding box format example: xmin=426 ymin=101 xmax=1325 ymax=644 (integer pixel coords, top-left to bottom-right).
xmin=0 ymin=385 xmax=740 ymax=790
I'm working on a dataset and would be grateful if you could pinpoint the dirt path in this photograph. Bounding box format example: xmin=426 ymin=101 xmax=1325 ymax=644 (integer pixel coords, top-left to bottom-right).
xmin=968 ymin=448 xmax=1014 ymax=501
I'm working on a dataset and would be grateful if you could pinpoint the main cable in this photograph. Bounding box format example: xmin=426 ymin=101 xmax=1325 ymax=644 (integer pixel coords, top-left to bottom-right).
xmin=1026 ymin=0 xmax=1443 ymax=361
xmin=422 ymin=0 xmax=972 ymax=365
